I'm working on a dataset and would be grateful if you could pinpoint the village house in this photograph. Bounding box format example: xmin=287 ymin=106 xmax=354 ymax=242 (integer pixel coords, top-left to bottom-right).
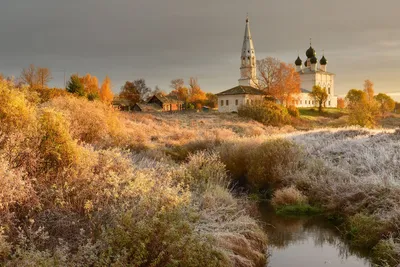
xmin=133 ymin=94 xmax=184 ymax=112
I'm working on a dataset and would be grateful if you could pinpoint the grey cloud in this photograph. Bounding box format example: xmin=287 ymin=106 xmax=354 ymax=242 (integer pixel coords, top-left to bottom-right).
xmin=0 ymin=0 xmax=399 ymax=94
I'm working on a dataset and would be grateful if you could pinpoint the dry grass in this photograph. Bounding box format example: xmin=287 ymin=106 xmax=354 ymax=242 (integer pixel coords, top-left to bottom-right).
xmin=271 ymin=186 xmax=307 ymax=208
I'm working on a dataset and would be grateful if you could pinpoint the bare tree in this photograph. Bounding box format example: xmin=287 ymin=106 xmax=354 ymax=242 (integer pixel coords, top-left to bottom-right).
xmin=20 ymin=64 xmax=53 ymax=88
xmin=170 ymin=78 xmax=185 ymax=90
xmin=37 ymin=67 xmax=52 ymax=88
xmin=21 ymin=64 xmax=38 ymax=88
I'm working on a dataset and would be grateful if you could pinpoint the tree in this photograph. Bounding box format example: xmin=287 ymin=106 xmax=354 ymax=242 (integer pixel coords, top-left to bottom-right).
xmin=20 ymin=64 xmax=38 ymax=88
xmin=374 ymin=93 xmax=395 ymax=116
xmin=80 ymin=74 xmax=100 ymax=100
xmin=345 ymin=89 xmax=379 ymax=128
xmin=133 ymin=79 xmax=152 ymax=102
xmin=119 ymin=79 xmax=151 ymax=103
xmin=37 ymin=67 xmax=52 ymax=88
xmin=120 ymin=81 xmax=140 ymax=104
xmin=100 ymin=76 xmax=114 ymax=104
xmin=153 ymin=85 xmax=166 ymax=96
xmin=20 ymin=64 xmax=52 ymax=88
xmin=337 ymin=97 xmax=346 ymax=109
xmin=188 ymin=77 xmax=206 ymax=107
xmin=309 ymin=85 xmax=328 ymax=112
xmin=363 ymin=79 xmax=374 ymax=102
xmin=170 ymin=79 xmax=185 ymax=91
xmin=256 ymin=57 xmax=300 ymax=106
xmin=169 ymin=78 xmax=189 ymax=103
xmin=205 ymin=93 xmax=218 ymax=108
xmin=66 ymin=75 xmax=85 ymax=97
xmin=395 ymin=102 xmax=400 ymax=114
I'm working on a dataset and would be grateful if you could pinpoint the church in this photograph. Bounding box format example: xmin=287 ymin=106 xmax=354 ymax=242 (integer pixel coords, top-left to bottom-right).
xmin=217 ymin=17 xmax=338 ymax=112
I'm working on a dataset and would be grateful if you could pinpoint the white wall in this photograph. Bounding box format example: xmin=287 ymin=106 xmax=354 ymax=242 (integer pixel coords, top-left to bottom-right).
xmin=298 ymin=71 xmax=336 ymax=108
xmin=218 ymin=94 xmax=264 ymax=113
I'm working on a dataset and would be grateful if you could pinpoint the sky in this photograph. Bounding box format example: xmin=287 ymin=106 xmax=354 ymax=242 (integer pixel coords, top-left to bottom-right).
xmin=0 ymin=0 xmax=400 ymax=99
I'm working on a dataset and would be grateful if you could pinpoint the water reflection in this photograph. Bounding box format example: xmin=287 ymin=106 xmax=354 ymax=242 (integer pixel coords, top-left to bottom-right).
xmin=259 ymin=204 xmax=371 ymax=267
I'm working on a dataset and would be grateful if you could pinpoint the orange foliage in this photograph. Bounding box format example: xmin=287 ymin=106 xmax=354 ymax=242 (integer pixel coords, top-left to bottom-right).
xmin=188 ymin=77 xmax=206 ymax=104
xmin=257 ymin=57 xmax=300 ymax=106
xmin=100 ymin=76 xmax=114 ymax=104
xmin=80 ymin=73 xmax=100 ymax=96
xmin=337 ymin=97 xmax=346 ymax=109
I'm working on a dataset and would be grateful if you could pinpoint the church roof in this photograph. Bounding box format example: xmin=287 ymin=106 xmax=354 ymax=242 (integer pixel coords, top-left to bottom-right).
xmin=298 ymin=68 xmax=335 ymax=75
xmin=216 ymin=85 xmax=266 ymax=96
xmin=241 ymin=17 xmax=255 ymax=59
xmin=301 ymin=88 xmax=311 ymax=93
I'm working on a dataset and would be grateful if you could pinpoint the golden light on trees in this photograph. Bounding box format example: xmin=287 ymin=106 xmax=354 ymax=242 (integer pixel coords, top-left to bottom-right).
xmin=100 ymin=76 xmax=114 ymax=104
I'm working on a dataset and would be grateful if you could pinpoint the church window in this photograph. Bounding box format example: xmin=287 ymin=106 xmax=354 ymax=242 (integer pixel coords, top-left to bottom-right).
xmin=235 ymin=99 xmax=239 ymax=106
xmin=328 ymin=101 xmax=331 ymax=106
xmin=221 ymin=100 xmax=224 ymax=106
xmin=328 ymin=87 xmax=331 ymax=94
xmin=226 ymin=100 xmax=229 ymax=106
xmin=300 ymin=100 xmax=302 ymax=104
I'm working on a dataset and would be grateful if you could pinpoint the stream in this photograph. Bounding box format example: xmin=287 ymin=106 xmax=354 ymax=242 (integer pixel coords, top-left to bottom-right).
xmin=259 ymin=204 xmax=372 ymax=267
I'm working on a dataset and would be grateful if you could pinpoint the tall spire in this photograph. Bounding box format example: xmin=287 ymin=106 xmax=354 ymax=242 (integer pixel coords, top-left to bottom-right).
xmin=239 ymin=15 xmax=258 ymax=87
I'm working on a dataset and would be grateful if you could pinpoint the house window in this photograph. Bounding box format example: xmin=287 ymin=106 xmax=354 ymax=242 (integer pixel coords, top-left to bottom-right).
xmin=226 ymin=100 xmax=229 ymax=106
xmin=247 ymin=99 xmax=249 ymax=105
xmin=251 ymin=100 xmax=253 ymax=105
xmin=235 ymin=99 xmax=239 ymax=106
xmin=221 ymin=100 xmax=224 ymax=106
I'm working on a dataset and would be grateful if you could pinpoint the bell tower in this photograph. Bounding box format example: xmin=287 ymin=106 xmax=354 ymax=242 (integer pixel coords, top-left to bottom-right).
xmin=239 ymin=16 xmax=258 ymax=87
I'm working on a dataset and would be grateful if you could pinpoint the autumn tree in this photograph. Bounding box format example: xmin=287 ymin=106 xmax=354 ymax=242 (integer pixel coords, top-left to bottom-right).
xmin=120 ymin=81 xmax=140 ymax=104
xmin=188 ymin=77 xmax=206 ymax=108
xmin=363 ymin=79 xmax=374 ymax=102
xmin=345 ymin=89 xmax=379 ymax=128
xmin=337 ymin=97 xmax=346 ymax=109
xmin=374 ymin=93 xmax=395 ymax=116
xmin=66 ymin=75 xmax=85 ymax=97
xmin=119 ymin=79 xmax=151 ymax=103
xmin=309 ymin=85 xmax=328 ymax=112
xmin=80 ymin=74 xmax=100 ymax=100
xmin=169 ymin=78 xmax=189 ymax=103
xmin=100 ymin=76 xmax=114 ymax=104
xmin=256 ymin=57 xmax=300 ymax=106
xmin=205 ymin=93 xmax=218 ymax=108
xmin=20 ymin=64 xmax=52 ymax=88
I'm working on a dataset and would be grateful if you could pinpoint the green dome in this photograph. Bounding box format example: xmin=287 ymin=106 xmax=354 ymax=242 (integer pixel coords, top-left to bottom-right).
xmin=306 ymin=46 xmax=316 ymax=58
xmin=320 ymin=55 xmax=327 ymax=65
xmin=295 ymin=56 xmax=302 ymax=66
xmin=310 ymin=56 xmax=317 ymax=64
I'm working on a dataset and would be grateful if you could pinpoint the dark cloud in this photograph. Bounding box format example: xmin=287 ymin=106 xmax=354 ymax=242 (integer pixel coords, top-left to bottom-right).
xmin=0 ymin=0 xmax=399 ymax=94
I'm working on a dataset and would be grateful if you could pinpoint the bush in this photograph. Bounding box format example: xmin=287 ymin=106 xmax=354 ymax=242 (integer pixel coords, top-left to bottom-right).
xmin=238 ymin=101 xmax=290 ymax=126
xmin=287 ymin=105 xmax=300 ymax=118
xmin=247 ymin=139 xmax=303 ymax=190
xmin=346 ymin=213 xmax=387 ymax=249
xmin=271 ymin=186 xmax=307 ymax=208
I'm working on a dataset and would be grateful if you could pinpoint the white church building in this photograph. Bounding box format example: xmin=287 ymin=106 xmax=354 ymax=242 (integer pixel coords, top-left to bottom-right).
xmin=217 ymin=17 xmax=338 ymax=112
xmin=294 ymin=42 xmax=337 ymax=108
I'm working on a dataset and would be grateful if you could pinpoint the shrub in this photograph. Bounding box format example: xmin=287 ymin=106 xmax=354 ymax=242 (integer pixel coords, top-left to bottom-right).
xmin=372 ymin=239 xmax=399 ymax=267
xmin=247 ymin=139 xmax=303 ymax=190
xmin=346 ymin=213 xmax=386 ymax=249
xmin=271 ymin=186 xmax=307 ymax=208
xmin=45 ymin=96 xmax=126 ymax=147
xmin=0 ymin=82 xmax=37 ymax=135
xmin=287 ymin=105 xmax=300 ymax=118
xmin=38 ymin=108 xmax=81 ymax=170
xmin=0 ymin=159 xmax=34 ymax=212
xmin=238 ymin=101 xmax=290 ymax=126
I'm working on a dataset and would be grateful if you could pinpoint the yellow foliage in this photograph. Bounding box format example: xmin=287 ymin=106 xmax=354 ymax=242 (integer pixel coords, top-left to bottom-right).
xmin=100 ymin=76 xmax=114 ymax=104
